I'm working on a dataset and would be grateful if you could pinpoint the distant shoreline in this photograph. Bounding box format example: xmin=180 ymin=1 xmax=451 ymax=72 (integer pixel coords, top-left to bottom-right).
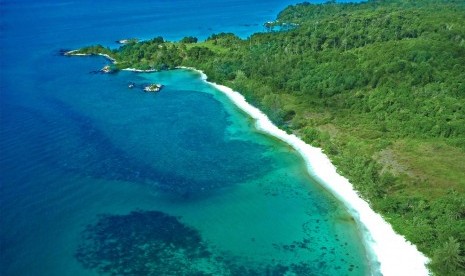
xmin=65 ymin=50 xmax=162 ymax=73
xmin=122 ymin=68 xmax=158 ymax=73
xmin=64 ymin=50 xmax=117 ymax=64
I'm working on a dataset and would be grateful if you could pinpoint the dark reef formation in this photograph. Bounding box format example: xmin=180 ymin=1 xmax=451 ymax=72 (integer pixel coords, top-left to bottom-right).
xmin=75 ymin=211 xmax=212 ymax=275
xmin=75 ymin=210 xmax=322 ymax=275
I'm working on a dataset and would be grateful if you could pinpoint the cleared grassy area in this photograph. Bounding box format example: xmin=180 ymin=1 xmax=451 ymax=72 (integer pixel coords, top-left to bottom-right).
xmin=388 ymin=139 xmax=465 ymax=195
xmin=186 ymin=40 xmax=231 ymax=54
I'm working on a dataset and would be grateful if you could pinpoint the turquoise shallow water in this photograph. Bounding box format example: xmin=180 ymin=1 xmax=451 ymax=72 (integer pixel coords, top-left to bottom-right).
xmin=1 ymin=0 xmax=369 ymax=275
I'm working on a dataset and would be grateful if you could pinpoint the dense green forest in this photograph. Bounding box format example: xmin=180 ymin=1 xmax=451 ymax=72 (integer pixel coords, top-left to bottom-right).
xmin=74 ymin=0 xmax=465 ymax=274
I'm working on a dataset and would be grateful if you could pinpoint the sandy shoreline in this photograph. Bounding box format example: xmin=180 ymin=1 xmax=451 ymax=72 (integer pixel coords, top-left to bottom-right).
xmin=178 ymin=66 xmax=430 ymax=276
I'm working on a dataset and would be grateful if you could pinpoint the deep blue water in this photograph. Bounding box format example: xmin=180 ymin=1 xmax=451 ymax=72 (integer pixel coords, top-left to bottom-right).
xmin=1 ymin=1 xmax=369 ymax=275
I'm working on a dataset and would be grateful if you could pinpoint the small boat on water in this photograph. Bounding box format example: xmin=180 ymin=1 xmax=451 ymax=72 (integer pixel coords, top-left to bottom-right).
xmin=128 ymin=82 xmax=135 ymax=89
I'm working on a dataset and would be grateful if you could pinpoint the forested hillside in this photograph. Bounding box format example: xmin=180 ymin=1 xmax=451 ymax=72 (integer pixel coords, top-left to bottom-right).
xmin=74 ymin=0 xmax=465 ymax=274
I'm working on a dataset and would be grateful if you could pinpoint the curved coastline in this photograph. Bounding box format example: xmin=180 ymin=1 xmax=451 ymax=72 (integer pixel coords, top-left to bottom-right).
xmin=66 ymin=50 xmax=430 ymax=274
xmin=179 ymin=66 xmax=430 ymax=276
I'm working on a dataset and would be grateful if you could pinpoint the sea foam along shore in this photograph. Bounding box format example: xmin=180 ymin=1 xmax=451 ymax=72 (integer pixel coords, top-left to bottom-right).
xmin=122 ymin=68 xmax=158 ymax=73
xmin=179 ymin=67 xmax=431 ymax=276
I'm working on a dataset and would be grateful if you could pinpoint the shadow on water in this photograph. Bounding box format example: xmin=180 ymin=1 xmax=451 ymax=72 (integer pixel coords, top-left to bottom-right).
xmin=40 ymin=96 xmax=271 ymax=199
xmin=75 ymin=210 xmax=320 ymax=276
xmin=41 ymin=97 xmax=226 ymax=198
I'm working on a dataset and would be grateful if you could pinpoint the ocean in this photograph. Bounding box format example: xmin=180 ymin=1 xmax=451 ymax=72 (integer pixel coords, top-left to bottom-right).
xmin=0 ymin=1 xmax=370 ymax=275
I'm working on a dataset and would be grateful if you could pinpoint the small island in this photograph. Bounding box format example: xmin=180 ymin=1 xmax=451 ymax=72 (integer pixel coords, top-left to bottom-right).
xmin=143 ymin=84 xmax=163 ymax=92
xmin=101 ymin=65 xmax=113 ymax=73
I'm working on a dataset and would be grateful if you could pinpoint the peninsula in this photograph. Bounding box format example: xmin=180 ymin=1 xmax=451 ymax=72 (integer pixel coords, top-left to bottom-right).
xmin=68 ymin=0 xmax=465 ymax=274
